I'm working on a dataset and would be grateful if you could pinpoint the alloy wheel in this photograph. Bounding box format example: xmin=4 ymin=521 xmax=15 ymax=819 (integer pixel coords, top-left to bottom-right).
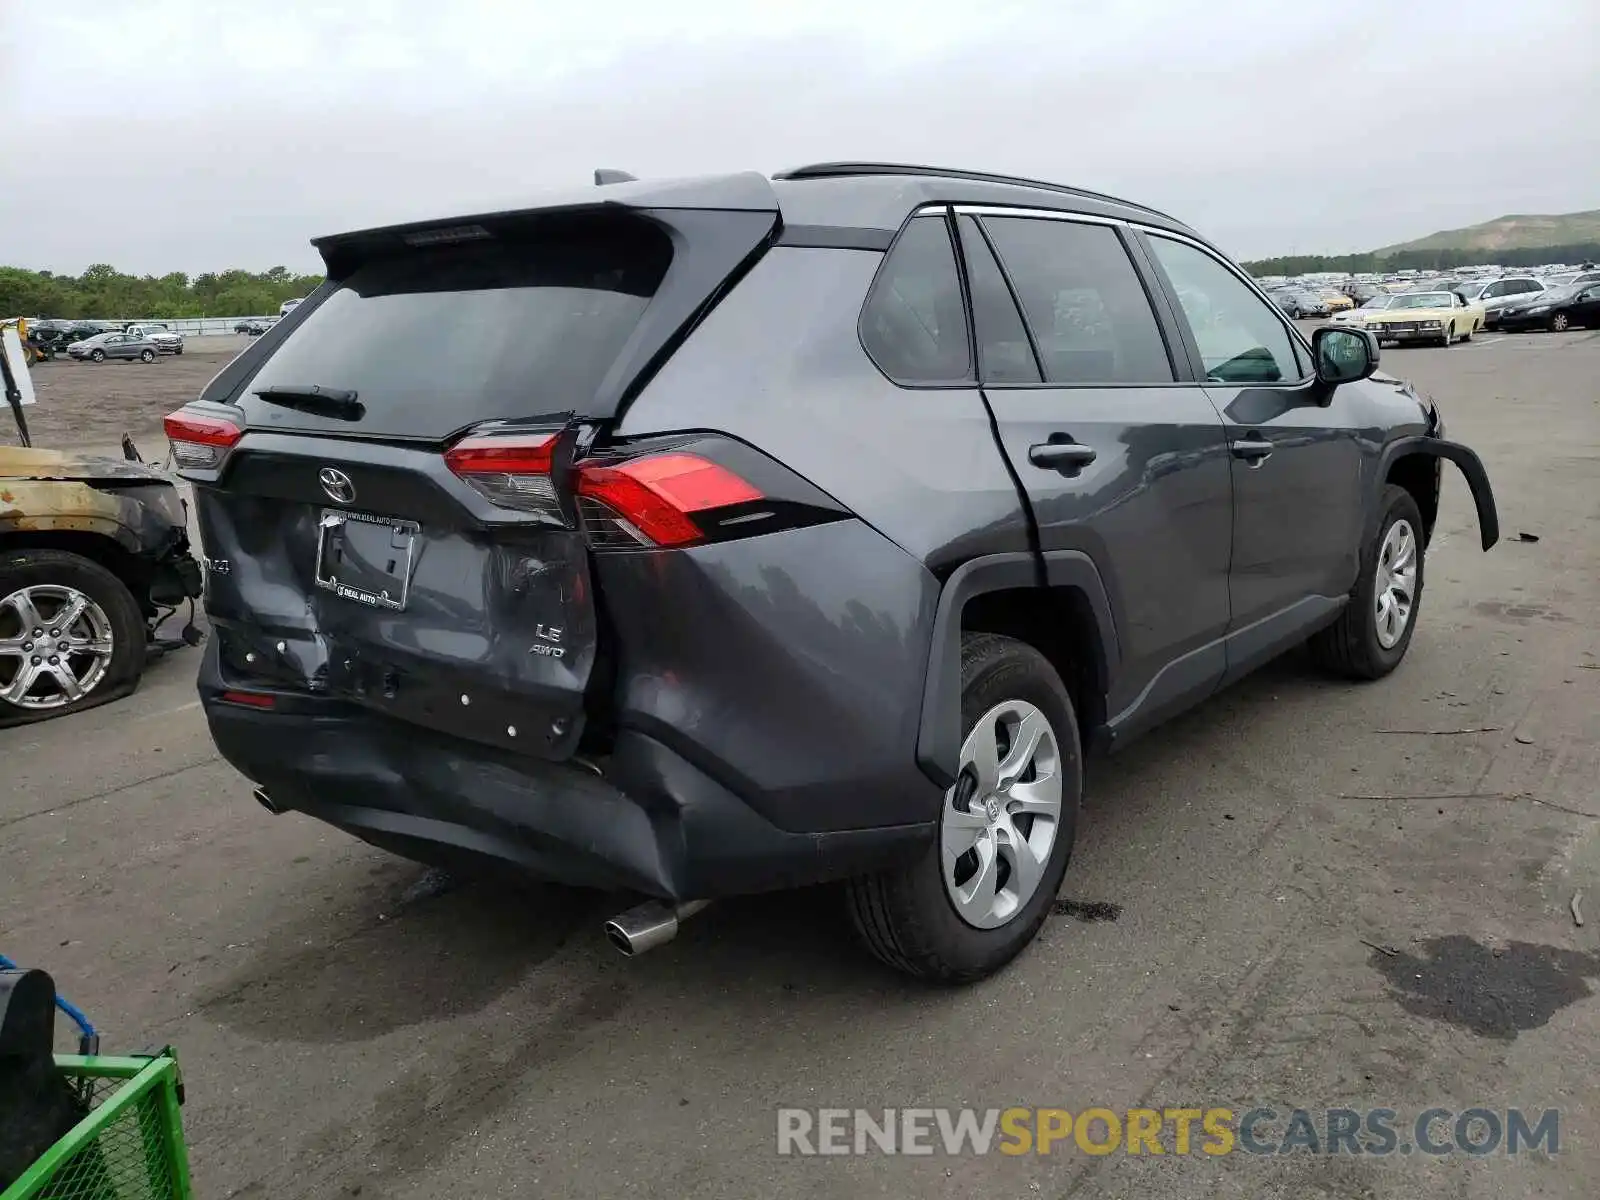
xmin=942 ymin=699 xmax=1063 ymax=929
xmin=0 ymin=584 xmax=116 ymax=709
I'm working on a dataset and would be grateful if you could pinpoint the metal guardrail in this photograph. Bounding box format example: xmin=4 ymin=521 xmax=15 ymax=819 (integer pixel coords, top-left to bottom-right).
xmin=120 ymin=316 xmax=275 ymax=336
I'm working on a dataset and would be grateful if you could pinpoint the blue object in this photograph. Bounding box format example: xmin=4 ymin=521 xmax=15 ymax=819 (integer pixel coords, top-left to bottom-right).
xmin=0 ymin=953 xmax=98 ymax=1054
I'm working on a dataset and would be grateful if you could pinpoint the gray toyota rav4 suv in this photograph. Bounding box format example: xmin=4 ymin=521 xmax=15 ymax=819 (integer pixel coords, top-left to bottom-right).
xmin=167 ymin=164 xmax=1498 ymax=982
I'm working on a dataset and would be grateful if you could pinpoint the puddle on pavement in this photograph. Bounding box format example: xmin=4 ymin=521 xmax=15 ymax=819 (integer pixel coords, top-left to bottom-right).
xmin=1369 ymin=934 xmax=1600 ymax=1040
xmin=200 ymin=874 xmax=596 ymax=1043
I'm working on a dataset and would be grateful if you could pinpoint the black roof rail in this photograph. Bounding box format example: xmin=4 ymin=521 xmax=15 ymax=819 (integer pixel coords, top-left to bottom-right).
xmin=771 ymin=162 xmax=1177 ymax=223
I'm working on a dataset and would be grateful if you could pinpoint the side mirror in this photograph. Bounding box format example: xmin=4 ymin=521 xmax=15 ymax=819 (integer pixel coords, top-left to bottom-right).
xmin=1312 ymin=326 xmax=1378 ymax=389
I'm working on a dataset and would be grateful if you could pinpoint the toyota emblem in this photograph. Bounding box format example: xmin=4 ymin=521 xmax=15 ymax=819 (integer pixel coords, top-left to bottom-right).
xmin=319 ymin=467 xmax=355 ymax=504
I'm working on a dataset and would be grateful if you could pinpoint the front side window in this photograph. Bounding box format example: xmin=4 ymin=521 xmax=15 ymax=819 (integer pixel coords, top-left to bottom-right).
xmin=860 ymin=215 xmax=972 ymax=384
xmin=982 ymin=217 xmax=1173 ymax=385
xmin=1146 ymin=235 xmax=1303 ymax=385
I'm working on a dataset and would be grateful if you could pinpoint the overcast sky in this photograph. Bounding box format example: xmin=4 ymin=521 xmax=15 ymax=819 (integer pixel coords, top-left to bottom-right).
xmin=3 ymin=0 xmax=1597 ymax=276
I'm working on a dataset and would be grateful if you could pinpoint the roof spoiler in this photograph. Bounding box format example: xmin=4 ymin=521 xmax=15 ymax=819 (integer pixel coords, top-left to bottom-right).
xmin=311 ymin=172 xmax=779 ymax=277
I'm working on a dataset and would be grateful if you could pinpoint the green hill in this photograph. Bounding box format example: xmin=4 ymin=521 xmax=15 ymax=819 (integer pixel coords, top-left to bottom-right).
xmin=1379 ymin=210 xmax=1600 ymax=255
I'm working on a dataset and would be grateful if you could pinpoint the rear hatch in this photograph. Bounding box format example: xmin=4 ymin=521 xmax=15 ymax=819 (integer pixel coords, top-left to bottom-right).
xmin=173 ymin=191 xmax=778 ymax=761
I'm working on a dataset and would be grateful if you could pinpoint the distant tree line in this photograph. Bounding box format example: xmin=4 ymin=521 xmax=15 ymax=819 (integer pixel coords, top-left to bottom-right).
xmin=0 ymin=264 xmax=325 ymax=319
xmin=1241 ymin=242 xmax=1600 ymax=277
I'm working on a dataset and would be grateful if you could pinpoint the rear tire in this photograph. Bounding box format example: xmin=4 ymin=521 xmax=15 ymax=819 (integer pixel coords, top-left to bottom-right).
xmin=846 ymin=633 xmax=1081 ymax=982
xmin=1309 ymin=485 xmax=1424 ymax=681
xmin=0 ymin=550 xmax=147 ymax=725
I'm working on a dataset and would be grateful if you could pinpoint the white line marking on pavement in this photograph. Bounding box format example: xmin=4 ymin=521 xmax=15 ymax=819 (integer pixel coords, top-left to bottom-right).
xmin=130 ymin=699 xmax=203 ymax=722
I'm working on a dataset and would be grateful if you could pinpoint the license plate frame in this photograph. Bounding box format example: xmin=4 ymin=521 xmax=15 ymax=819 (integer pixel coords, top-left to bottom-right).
xmin=314 ymin=509 xmax=419 ymax=611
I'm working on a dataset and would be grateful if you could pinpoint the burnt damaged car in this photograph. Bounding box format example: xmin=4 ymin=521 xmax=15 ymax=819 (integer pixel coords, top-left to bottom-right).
xmin=167 ymin=165 xmax=1499 ymax=982
xmin=0 ymin=448 xmax=203 ymax=724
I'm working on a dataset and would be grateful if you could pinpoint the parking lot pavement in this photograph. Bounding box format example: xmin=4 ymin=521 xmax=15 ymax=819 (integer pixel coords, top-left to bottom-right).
xmin=4 ymin=330 xmax=1599 ymax=1199
xmin=22 ymin=337 xmax=252 ymax=452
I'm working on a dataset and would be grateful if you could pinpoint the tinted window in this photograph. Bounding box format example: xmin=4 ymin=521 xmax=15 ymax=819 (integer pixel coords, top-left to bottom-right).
xmin=956 ymin=216 xmax=1040 ymax=384
xmin=982 ymin=217 xmax=1173 ymax=385
xmin=1516 ymin=280 xmax=1542 ymax=294
xmin=1147 ymin=235 xmax=1304 ymax=384
xmin=861 ymin=216 xmax=972 ymax=383
xmin=1482 ymin=281 xmax=1508 ymax=298
xmin=244 ymin=219 xmax=672 ymax=437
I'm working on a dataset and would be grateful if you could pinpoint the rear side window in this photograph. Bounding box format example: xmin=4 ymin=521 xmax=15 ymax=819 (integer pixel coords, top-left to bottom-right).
xmin=861 ymin=216 xmax=972 ymax=383
xmin=956 ymin=216 xmax=1042 ymax=384
xmin=982 ymin=217 xmax=1174 ymax=385
xmin=242 ymin=219 xmax=672 ymax=438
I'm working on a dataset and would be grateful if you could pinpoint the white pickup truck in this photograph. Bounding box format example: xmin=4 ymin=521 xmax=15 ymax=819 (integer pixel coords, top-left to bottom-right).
xmin=123 ymin=323 xmax=185 ymax=355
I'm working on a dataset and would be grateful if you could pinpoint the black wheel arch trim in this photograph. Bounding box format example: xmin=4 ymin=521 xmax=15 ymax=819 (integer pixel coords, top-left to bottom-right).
xmin=916 ymin=550 xmax=1119 ymax=789
xmin=1378 ymin=436 xmax=1499 ymax=551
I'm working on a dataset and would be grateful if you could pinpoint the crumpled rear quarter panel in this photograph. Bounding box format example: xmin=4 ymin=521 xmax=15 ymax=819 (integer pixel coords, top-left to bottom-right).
xmin=594 ymin=518 xmax=943 ymax=833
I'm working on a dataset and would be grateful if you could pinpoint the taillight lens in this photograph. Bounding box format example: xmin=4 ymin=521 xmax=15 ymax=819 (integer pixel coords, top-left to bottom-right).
xmin=164 ymin=410 xmax=242 ymax=470
xmin=444 ymin=433 xmax=560 ymax=514
xmin=575 ymin=453 xmax=763 ymax=548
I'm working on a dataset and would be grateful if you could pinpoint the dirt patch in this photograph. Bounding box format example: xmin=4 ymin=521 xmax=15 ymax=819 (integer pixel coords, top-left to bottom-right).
xmin=16 ymin=338 xmax=250 ymax=453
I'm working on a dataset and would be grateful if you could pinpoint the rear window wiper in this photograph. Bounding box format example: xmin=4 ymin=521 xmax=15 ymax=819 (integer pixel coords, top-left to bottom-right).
xmin=252 ymin=384 xmax=364 ymax=420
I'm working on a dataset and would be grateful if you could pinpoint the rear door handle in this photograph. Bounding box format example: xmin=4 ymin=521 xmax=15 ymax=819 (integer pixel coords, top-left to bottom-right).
xmin=1028 ymin=440 xmax=1098 ymax=474
xmin=1230 ymin=436 xmax=1274 ymax=467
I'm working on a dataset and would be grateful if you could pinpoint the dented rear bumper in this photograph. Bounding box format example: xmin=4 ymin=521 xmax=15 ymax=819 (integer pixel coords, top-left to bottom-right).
xmin=198 ymin=639 xmax=930 ymax=900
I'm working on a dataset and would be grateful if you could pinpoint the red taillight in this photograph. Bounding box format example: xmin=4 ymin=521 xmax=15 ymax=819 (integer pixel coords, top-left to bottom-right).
xmin=443 ymin=433 xmax=557 ymax=476
xmin=444 ymin=433 xmax=560 ymax=514
xmin=164 ymin=410 xmax=242 ymax=471
xmin=576 ymin=453 xmax=763 ymax=548
xmin=218 ymin=690 xmax=276 ymax=709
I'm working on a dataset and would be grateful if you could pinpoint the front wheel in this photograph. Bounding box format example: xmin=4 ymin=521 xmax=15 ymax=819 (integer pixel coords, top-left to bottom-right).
xmin=1551 ymin=312 xmax=1570 ymax=332
xmin=1309 ymin=485 xmax=1425 ymax=680
xmin=139 ymin=349 xmax=155 ymax=363
xmin=847 ymin=633 xmax=1081 ymax=982
xmin=0 ymin=551 xmax=147 ymax=724
xmin=89 ymin=349 xmax=105 ymax=362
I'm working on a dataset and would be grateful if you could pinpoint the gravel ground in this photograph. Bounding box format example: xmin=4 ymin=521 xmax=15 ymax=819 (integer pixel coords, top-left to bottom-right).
xmin=4 ymin=326 xmax=1598 ymax=1199
xmin=19 ymin=336 xmax=252 ymax=453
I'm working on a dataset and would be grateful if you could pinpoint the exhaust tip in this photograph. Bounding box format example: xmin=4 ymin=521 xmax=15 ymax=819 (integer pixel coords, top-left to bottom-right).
xmin=604 ymin=920 xmax=639 ymax=957
xmin=603 ymin=899 xmax=709 ymax=958
xmin=252 ymin=786 xmax=283 ymax=815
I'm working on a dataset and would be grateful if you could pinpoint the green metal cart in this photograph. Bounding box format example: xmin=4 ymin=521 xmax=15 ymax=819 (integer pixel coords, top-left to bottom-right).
xmin=1 ymin=955 xmax=192 ymax=1200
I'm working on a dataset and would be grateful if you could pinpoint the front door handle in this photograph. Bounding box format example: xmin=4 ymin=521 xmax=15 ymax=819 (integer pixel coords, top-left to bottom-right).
xmin=1028 ymin=439 xmax=1097 ymax=474
xmin=1230 ymin=436 xmax=1274 ymax=467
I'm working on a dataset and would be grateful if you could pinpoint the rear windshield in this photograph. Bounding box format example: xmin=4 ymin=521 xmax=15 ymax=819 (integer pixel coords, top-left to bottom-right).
xmin=242 ymin=220 xmax=672 ymax=439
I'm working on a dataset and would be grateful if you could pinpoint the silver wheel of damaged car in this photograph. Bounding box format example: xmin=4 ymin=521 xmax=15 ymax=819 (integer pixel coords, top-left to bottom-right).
xmin=0 ymin=584 xmax=116 ymax=709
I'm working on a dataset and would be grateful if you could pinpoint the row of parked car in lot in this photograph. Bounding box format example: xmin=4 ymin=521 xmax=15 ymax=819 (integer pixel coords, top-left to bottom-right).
xmin=26 ymin=319 xmax=185 ymax=362
xmin=1260 ymin=265 xmax=1600 ymax=345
